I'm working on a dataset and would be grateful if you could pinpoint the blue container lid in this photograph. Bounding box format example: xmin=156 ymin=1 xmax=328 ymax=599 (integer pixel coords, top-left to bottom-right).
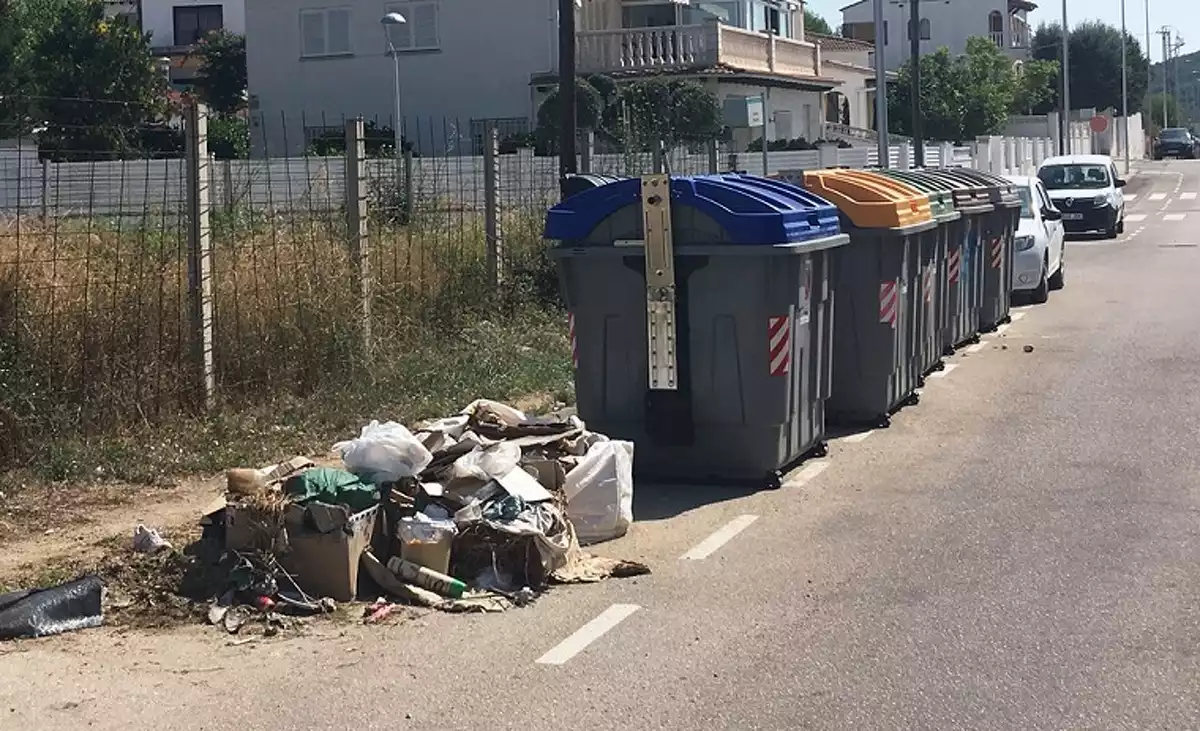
xmin=544 ymin=174 xmax=842 ymax=246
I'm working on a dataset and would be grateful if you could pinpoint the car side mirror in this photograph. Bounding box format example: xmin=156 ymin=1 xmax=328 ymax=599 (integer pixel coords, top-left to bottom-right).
xmin=1042 ymin=208 xmax=1062 ymax=221
xmin=1115 ymin=178 xmax=1127 ymax=188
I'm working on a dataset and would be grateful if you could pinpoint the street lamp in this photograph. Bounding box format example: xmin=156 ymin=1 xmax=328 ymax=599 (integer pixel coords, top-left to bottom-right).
xmin=1061 ymin=0 xmax=1071 ymax=154
xmin=380 ymin=12 xmax=407 ymax=158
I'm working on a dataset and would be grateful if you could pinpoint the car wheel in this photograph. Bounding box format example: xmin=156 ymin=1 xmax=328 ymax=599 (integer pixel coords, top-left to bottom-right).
xmin=1117 ymin=216 xmax=1125 ymax=234
xmin=1105 ymin=212 xmax=1119 ymax=239
xmin=1048 ymin=257 xmax=1065 ymax=290
xmin=1031 ymin=264 xmax=1050 ymax=304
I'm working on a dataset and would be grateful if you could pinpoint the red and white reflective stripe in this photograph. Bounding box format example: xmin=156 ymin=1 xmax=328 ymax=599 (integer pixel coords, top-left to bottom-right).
xmin=923 ymin=264 xmax=935 ymax=303
xmin=879 ymin=279 xmax=899 ymax=327
xmin=990 ymin=237 xmax=1004 ymax=269
xmin=568 ymin=313 xmax=579 ymax=370
xmin=768 ymin=316 xmax=791 ymax=376
xmin=948 ymin=247 xmax=961 ymax=284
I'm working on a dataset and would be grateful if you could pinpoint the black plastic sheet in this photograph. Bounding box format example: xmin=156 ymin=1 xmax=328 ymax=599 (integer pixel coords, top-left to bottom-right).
xmin=0 ymin=576 xmax=104 ymax=640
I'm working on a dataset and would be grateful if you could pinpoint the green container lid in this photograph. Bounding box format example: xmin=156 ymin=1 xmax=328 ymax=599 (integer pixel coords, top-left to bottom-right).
xmin=875 ymin=170 xmax=960 ymax=221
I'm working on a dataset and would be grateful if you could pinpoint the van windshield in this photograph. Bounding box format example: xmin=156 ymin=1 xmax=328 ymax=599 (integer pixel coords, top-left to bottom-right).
xmin=1161 ymin=128 xmax=1190 ymax=140
xmin=1038 ymin=164 xmax=1111 ymax=190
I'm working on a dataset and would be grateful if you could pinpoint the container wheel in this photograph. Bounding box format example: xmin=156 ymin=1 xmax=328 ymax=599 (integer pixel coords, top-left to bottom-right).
xmin=765 ymin=471 xmax=783 ymax=490
xmin=876 ymin=414 xmax=892 ymax=429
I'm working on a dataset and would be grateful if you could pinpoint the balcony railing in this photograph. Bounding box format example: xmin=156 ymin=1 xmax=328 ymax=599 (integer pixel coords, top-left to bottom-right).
xmin=576 ymin=21 xmax=821 ymax=78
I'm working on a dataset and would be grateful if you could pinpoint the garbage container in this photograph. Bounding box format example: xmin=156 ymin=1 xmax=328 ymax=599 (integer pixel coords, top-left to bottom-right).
xmin=938 ymin=169 xmax=1021 ymax=330
xmin=790 ymin=168 xmax=937 ymax=428
xmin=911 ymin=170 xmax=994 ymax=351
xmin=544 ymin=174 xmax=850 ymax=487
xmin=874 ymin=170 xmax=962 ymax=377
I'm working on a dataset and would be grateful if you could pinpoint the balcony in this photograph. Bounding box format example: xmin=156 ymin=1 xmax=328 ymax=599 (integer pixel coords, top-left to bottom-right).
xmin=576 ymin=21 xmax=821 ymax=79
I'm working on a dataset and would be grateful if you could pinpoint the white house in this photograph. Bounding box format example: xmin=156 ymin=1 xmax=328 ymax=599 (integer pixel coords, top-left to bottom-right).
xmin=104 ymin=0 xmax=246 ymax=86
xmin=243 ymin=0 xmax=881 ymax=156
xmin=840 ymin=0 xmax=1034 ymax=71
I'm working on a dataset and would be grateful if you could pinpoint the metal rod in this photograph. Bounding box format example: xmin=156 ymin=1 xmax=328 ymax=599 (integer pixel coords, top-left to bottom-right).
xmin=873 ymin=0 xmax=889 ymax=167
xmin=557 ymin=0 xmax=577 ymax=197
xmin=391 ymin=47 xmax=402 ymax=159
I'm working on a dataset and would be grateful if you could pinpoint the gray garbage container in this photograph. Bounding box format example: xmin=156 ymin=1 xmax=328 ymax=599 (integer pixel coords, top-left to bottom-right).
xmin=544 ymin=174 xmax=850 ymax=488
xmin=945 ymin=169 xmax=1022 ymax=330
xmin=787 ymin=168 xmax=938 ymax=428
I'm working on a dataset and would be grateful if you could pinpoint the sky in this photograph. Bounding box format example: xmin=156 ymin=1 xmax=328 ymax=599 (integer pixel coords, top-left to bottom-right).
xmin=805 ymin=0 xmax=1193 ymax=63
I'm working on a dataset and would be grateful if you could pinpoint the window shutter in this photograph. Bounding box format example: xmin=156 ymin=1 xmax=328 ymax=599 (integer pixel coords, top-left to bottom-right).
xmin=412 ymin=2 xmax=439 ymax=49
xmin=327 ymin=9 xmax=352 ymax=54
xmin=301 ymin=11 xmax=326 ymax=56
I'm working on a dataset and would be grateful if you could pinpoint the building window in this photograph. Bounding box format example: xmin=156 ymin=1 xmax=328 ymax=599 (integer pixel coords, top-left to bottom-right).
xmin=300 ymin=8 xmax=353 ymax=57
xmin=906 ymin=17 xmax=931 ymax=40
xmin=386 ymin=1 xmax=440 ymax=50
xmin=173 ymin=5 xmax=223 ymax=46
xmin=988 ymin=10 xmax=1004 ymax=46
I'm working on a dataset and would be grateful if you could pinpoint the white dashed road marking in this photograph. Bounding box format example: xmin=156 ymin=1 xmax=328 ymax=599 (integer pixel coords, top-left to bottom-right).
xmin=1010 ymin=311 xmax=1026 ymax=322
xmin=1125 ymin=213 xmax=1148 ymax=223
xmin=681 ymin=515 xmax=759 ymax=560
xmin=784 ymin=460 xmax=830 ymax=489
xmin=927 ymin=363 xmax=960 ymax=379
xmin=1125 ymin=193 xmax=1138 ymax=201
xmin=1181 ymin=192 xmax=1197 ymax=201
xmin=1165 ymin=213 xmax=1187 ymax=222
xmin=842 ymin=430 xmax=875 ymax=443
xmin=966 ymin=342 xmax=988 ymax=354
xmin=1150 ymin=193 xmax=1168 ymax=201
xmin=536 ymin=604 xmax=641 ymax=665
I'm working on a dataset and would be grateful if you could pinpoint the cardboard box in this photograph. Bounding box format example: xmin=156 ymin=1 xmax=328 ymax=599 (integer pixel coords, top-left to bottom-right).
xmin=280 ymin=503 xmax=380 ymax=602
xmin=399 ymin=532 xmax=454 ymax=575
xmin=226 ymin=502 xmax=379 ymax=602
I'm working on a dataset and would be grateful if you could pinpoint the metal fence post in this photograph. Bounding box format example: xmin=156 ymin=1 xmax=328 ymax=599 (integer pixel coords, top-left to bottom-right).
xmin=344 ymin=117 xmax=372 ymax=359
xmin=222 ymin=157 xmax=235 ymax=213
xmin=707 ymin=139 xmax=719 ymax=174
xmin=484 ymin=126 xmax=504 ymax=290
xmin=580 ymin=130 xmax=594 ymax=174
xmin=652 ymin=139 xmax=665 ymax=174
xmin=727 ymin=151 xmax=740 ymax=173
xmin=40 ymin=159 xmax=49 ymax=220
xmin=402 ymin=147 xmax=414 ymax=222
xmin=185 ymin=101 xmax=215 ymax=412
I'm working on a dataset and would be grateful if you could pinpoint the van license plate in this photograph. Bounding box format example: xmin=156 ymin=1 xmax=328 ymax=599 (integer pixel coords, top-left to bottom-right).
xmin=1063 ymin=213 xmax=1084 ymax=220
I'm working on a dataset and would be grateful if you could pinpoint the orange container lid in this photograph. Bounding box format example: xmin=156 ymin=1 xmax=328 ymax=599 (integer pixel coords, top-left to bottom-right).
xmin=799 ymin=169 xmax=933 ymax=229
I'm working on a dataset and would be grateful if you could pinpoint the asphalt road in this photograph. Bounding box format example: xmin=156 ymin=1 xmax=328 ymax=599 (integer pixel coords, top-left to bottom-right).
xmin=4 ymin=160 xmax=1200 ymax=730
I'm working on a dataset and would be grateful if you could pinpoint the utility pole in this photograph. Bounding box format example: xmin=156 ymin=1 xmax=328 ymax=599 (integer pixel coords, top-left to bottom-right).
xmin=1144 ymin=0 xmax=1152 ymax=134
xmin=1173 ymin=33 xmax=1185 ymax=126
xmin=1159 ymin=27 xmax=1172 ymax=127
xmin=1121 ymin=0 xmax=1129 ymax=173
xmin=1061 ymin=0 xmax=1071 ymax=154
xmin=557 ymin=0 xmax=577 ymax=198
xmin=908 ymin=0 xmax=923 ymax=165
xmin=874 ymin=0 xmax=889 ymax=166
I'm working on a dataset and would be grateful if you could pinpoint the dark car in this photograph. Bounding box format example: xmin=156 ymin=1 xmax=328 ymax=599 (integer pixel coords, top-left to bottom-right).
xmin=1153 ymin=127 xmax=1199 ymax=159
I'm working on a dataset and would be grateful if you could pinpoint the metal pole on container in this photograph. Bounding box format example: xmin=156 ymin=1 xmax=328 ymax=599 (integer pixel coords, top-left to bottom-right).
xmin=1121 ymin=0 xmax=1130 ymax=173
xmin=1061 ymin=0 xmax=1071 ymax=154
xmin=558 ymin=0 xmax=578 ymax=198
xmin=1161 ymin=28 xmax=1170 ymax=127
xmin=874 ymin=0 xmax=889 ymax=167
xmin=1144 ymin=0 xmax=1151 ymax=129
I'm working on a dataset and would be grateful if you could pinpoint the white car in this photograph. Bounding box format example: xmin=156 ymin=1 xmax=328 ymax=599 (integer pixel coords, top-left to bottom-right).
xmin=1005 ymin=175 xmax=1066 ymax=303
xmin=1035 ymin=154 xmax=1126 ymax=238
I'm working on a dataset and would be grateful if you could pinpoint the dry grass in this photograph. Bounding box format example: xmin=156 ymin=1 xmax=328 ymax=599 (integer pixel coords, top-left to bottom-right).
xmin=0 ymin=204 xmax=571 ymax=485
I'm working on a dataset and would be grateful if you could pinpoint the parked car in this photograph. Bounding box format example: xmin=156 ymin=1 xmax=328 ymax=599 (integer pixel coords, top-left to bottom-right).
xmin=1005 ymin=175 xmax=1066 ymax=303
xmin=1035 ymin=155 xmax=1126 ymax=238
xmin=1153 ymin=127 xmax=1199 ymax=159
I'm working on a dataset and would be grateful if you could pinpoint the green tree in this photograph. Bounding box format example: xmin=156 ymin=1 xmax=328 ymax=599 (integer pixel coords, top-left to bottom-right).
xmin=617 ymin=78 xmax=722 ymax=148
xmin=1011 ymin=58 xmax=1059 ymax=114
xmin=535 ymin=77 xmax=605 ymax=141
xmin=803 ymin=10 xmax=834 ymax=36
xmin=1146 ymin=93 xmax=1181 ymax=131
xmin=1032 ymin=22 xmax=1150 ymax=115
xmin=22 ymin=0 xmax=167 ymax=158
xmin=0 ymin=1 xmax=30 ymax=137
xmin=193 ymin=29 xmax=246 ymax=115
xmin=889 ymin=39 xmax=1016 ymax=142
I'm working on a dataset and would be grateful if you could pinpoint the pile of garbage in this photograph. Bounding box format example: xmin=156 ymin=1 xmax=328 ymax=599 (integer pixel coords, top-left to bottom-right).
xmin=210 ymin=399 xmax=646 ymax=620
xmin=0 ymin=401 xmax=648 ymax=641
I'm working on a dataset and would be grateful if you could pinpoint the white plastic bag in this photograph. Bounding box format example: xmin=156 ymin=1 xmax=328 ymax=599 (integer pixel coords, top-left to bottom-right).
xmin=451 ymin=441 xmax=521 ymax=481
xmin=332 ymin=420 xmax=433 ymax=483
xmin=562 ymin=440 xmax=634 ymax=545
